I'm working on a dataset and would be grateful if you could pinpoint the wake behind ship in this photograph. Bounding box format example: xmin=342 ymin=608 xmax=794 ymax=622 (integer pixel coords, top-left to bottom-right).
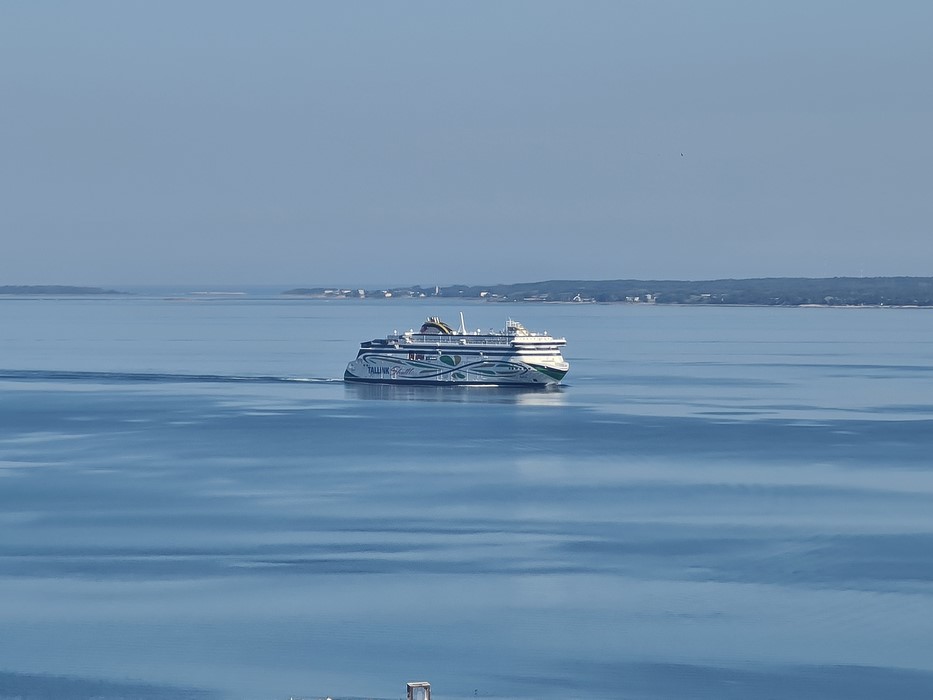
xmin=344 ymin=315 xmax=569 ymax=386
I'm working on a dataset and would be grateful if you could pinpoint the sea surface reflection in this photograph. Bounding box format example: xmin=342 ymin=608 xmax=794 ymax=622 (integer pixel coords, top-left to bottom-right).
xmin=344 ymin=381 xmax=567 ymax=405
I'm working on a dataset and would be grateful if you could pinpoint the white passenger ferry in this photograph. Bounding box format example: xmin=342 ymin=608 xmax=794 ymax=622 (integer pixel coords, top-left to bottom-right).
xmin=344 ymin=314 xmax=569 ymax=386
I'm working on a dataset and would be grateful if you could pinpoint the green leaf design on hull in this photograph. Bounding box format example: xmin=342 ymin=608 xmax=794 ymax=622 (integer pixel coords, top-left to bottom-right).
xmin=350 ymin=353 xmax=565 ymax=384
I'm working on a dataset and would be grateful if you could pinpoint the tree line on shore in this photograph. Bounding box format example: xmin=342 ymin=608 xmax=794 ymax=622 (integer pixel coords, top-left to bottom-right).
xmin=285 ymin=277 xmax=933 ymax=306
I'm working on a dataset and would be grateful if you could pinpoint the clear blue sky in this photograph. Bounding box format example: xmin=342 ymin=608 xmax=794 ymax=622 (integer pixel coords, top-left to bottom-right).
xmin=2 ymin=1 xmax=931 ymax=286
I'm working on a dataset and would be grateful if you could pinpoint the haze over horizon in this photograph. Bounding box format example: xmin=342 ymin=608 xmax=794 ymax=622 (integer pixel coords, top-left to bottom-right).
xmin=3 ymin=2 xmax=931 ymax=287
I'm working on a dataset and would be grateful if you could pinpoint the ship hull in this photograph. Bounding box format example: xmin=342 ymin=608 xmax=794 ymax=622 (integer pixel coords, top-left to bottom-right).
xmin=344 ymin=352 xmax=568 ymax=386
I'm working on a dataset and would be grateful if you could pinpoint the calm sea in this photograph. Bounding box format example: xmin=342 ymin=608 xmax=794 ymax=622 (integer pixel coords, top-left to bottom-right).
xmin=2 ymin=295 xmax=933 ymax=700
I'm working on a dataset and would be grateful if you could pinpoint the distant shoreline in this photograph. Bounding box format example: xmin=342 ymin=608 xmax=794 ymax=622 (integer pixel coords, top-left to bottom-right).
xmin=0 ymin=285 xmax=124 ymax=296
xmin=5 ymin=278 xmax=933 ymax=307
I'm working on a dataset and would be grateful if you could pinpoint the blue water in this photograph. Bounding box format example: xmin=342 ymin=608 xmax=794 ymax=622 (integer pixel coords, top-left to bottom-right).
xmin=2 ymin=296 xmax=933 ymax=699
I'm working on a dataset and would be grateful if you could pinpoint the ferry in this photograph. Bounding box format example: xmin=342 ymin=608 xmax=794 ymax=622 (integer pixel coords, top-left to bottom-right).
xmin=344 ymin=314 xmax=569 ymax=386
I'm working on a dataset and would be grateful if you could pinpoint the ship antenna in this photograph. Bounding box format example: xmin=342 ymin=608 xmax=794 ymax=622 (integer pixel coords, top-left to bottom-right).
xmin=458 ymin=311 xmax=466 ymax=335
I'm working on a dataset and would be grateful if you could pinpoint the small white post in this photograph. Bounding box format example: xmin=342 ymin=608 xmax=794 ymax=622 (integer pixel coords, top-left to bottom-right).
xmin=407 ymin=681 xmax=431 ymax=700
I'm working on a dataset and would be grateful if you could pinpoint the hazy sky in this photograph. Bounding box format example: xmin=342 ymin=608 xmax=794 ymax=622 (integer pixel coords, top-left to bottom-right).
xmin=2 ymin=1 xmax=931 ymax=286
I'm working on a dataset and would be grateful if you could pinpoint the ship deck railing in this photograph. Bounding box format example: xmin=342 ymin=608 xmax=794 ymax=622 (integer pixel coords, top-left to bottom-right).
xmin=388 ymin=334 xmax=564 ymax=347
